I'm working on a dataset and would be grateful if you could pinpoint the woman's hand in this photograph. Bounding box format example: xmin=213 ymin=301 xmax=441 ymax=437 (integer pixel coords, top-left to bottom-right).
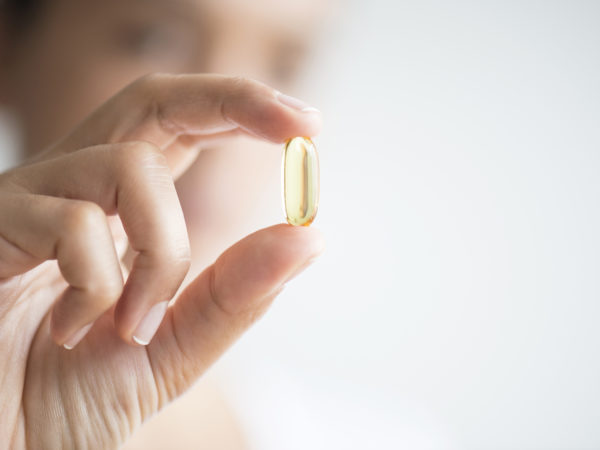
xmin=0 ymin=74 xmax=323 ymax=449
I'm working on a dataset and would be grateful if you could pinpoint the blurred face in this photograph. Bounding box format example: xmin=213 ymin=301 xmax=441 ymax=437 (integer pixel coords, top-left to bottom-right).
xmin=0 ymin=0 xmax=329 ymax=267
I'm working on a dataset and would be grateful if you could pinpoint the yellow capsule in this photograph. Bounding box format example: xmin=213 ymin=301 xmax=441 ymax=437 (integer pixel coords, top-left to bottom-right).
xmin=282 ymin=137 xmax=320 ymax=226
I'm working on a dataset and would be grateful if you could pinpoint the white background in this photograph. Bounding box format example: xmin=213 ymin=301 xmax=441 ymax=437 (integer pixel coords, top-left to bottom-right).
xmin=219 ymin=1 xmax=600 ymax=449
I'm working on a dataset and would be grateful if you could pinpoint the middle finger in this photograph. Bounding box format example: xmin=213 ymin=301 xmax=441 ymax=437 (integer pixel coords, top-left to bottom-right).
xmin=14 ymin=141 xmax=190 ymax=345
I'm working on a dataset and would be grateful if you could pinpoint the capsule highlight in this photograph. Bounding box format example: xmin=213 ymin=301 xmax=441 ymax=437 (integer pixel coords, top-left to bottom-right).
xmin=283 ymin=137 xmax=319 ymax=226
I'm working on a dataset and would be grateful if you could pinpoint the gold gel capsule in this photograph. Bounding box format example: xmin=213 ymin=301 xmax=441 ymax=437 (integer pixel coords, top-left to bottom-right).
xmin=283 ymin=137 xmax=320 ymax=226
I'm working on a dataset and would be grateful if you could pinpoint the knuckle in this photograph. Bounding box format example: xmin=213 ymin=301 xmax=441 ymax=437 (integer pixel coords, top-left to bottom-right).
xmin=228 ymin=75 xmax=251 ymax=88
xmin=226 ymin=75 xmax=259 ymax=95
xmin=176 ymin=252 xmax=192 ymax=274
xmin=153 ymin=243 xmax=191 ymax=295
xmin=76 ymin=273 xmax=123 ymax=308
xmin=78 ymin=263 xmax=123 ymax=306
xmin=131 ymin=73 xmax=183 ymax=135
xmin=126 ymin=141 xmax=165 ymax=164
xmin=219 ymin=76 xmax=253 ymax=121
xmin=62 ymin=201 xmax=106 ymax=235
xmin=94 ymin=278 xmax=123 ymax=305
xmin=164 ymin=244 xmax=192 ymax=274
xmin=69 ymin=281 xmax=122 ymax=313
xmin=133 ymin=72 xmax=168 ymax=96
xmin=220 ymin=76 xmax=268 ymax=120
xmin=116 ymin=141 xmax=168 ymax=174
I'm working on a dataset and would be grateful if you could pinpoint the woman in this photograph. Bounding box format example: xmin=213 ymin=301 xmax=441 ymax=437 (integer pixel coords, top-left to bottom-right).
xmin=0 ymin=0 xmax=329 ymax=447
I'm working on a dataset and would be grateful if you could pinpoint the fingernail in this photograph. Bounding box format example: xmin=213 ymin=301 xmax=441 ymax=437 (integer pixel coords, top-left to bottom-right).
xmin=63 ymin=322 xmax=93 ymax=350
xmin=276 ymin=91 xmax=320 ymax=113
xmin=284 ymin=257 xmax=318 ymax=284
xmin=133 ymin=301 xmax=169 ymax=346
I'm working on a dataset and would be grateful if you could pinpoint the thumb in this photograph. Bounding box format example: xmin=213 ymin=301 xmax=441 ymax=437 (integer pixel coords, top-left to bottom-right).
xmin=145 ymin=223 xmax=324 ymax=405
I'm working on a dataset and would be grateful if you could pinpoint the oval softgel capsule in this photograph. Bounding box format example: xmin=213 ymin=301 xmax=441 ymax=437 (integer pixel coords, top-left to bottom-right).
xmin=283 ymin=137 xmax=320 ymax=226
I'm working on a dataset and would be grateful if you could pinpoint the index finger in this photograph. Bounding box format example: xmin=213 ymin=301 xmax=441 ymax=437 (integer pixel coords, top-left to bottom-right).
xmin=47 ymin=74 xmax=322 ymax=173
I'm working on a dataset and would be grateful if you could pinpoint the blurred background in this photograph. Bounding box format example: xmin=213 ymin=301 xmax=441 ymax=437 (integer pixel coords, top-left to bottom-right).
xmin=2 ymin=0 xmax=600 ymax=449
xmin=219 ymin=1 xmax=600 ymax=448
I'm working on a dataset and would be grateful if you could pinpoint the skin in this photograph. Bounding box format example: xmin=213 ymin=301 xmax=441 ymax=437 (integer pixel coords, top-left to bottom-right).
xmin=0 ymin=0 xmax=331 ymax=448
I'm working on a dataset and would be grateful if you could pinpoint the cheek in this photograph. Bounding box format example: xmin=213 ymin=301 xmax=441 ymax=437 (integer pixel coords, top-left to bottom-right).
xmin=48 ymin=56 xmax=156 ymax=128
xmin=13 ymin=50 xmax=152 ymax=153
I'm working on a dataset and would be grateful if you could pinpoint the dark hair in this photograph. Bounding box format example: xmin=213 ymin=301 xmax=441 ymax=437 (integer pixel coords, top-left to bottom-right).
xmin=1 ymin=0 xmax=44 ymax=32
